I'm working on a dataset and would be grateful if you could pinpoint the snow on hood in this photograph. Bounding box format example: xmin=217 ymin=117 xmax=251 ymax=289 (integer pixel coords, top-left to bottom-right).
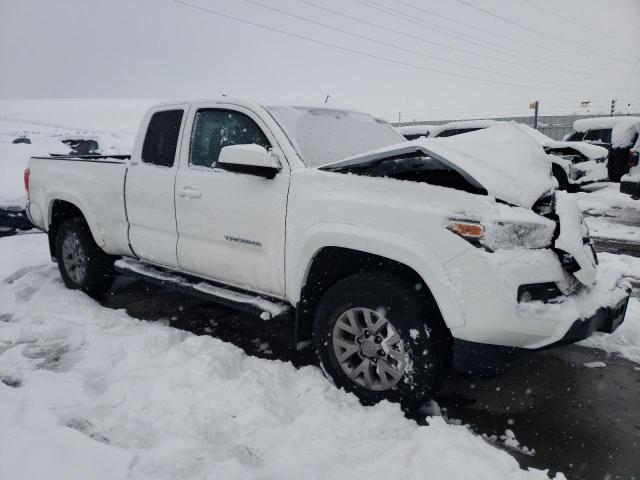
xmin=321 ymin=123 xmax=555 ymax=209
xmin=515 ymin=123 xmax=608 ymax=160
xmin=573 ymin=116 xmax=640 ymax=133
xmin=611 ymin=119 xmax=640 ymax=149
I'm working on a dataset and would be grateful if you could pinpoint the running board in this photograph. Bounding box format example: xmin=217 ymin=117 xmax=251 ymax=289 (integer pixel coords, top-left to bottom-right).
xmin=114 ymin=258 xmax=292 ymax=320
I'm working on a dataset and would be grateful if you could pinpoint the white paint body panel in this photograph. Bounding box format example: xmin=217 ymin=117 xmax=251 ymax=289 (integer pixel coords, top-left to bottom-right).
xmin=26 ymin=99 xmax=628 ymax=350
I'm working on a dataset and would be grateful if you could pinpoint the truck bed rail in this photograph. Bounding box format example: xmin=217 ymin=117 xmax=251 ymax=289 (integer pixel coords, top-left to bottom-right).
xmin=30 ymin=154 xmax=131 ymax=164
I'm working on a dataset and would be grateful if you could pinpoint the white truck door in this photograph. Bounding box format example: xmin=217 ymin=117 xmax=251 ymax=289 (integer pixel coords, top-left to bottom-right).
xmin=174 ymin=105 xmax=289 ymax=297
xmin=126 ymin=108 xmax=186 ymax=268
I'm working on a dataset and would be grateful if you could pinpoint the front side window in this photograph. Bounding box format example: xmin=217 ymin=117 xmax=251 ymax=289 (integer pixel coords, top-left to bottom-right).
xmin=141 ymin=110 xmax=184 ymax=167
xmin=583 ymin=128 xmax=612 ymax=144
xmin=190 ymin=109 xmax=271 ymax=168
xmin=565 ymin=131 xmax=584 ymax=142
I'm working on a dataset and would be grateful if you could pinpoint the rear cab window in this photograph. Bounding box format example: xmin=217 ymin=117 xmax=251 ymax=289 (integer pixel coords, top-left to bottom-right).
xmin=189 ymin=109 xmax=271 ymax=168
xmin=142 ymin=110 xmax=184 ymax=167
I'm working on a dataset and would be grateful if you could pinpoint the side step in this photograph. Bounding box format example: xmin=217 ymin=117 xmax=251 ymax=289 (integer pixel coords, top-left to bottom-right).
xmin=114 ymin=258 xmax=292 ymax=320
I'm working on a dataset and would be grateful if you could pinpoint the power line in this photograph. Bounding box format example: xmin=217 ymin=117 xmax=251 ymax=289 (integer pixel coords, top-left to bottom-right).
xmin=165 ymin=0 xmax=640 ymax=94
xmin=354 ymin=0 xmax=623 ymax=73
xmin=454 ymin=0 xmax=632 ymax=60
xmin=391 ymin=0 xmax=615 ymax=62
xmin=242 ymin=0 xmax=609 ymax=88
xmin=295 ymin=0 xmax=617 ymax=77
xmin=517 ymin=0 xmax=632 ymax=47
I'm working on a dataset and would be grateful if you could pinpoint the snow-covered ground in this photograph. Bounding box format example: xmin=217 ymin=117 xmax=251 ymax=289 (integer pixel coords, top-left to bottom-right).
xmin=0 ymin=234 xmax=562 ymax=480
xmin=573 ymin=182 xmax=640 ymax=242
xmin=1 ymin=100 xmax=640 ymax=479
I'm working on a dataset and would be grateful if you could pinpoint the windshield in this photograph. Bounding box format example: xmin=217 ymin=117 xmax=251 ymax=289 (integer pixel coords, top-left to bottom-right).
xmin=266 ymin=106 xmax=404 ymax=167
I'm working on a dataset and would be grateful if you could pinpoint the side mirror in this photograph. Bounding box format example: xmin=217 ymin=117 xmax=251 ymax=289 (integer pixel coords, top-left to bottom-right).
xmin=218 ymin=144 xmax=281 ymax=179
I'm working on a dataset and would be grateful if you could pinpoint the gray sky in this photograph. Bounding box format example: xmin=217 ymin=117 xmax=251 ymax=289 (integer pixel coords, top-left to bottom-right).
xmin=1 ymin=0 xmax=639 ymax=122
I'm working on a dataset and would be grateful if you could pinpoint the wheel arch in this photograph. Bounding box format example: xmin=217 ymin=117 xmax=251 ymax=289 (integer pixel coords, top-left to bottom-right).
xmin=290 ymin=233 xmax=466 ymax=348
xmin=47 ymin=197 xmax=101 ymax=260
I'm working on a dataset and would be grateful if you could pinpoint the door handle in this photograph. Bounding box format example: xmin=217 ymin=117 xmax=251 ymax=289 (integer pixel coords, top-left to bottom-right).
xmin=177 ymin=185 xmax=202 ymax=198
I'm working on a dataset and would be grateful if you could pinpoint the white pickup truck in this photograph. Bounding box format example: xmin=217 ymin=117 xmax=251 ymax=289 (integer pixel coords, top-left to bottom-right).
xmin=25 ymin=99 xmax=630 ymax=407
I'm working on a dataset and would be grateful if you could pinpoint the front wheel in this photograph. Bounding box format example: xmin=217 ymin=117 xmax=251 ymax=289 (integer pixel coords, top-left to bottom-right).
xmin=552 ymin=164 xmax=570 ymax=191
xmin=55 ymin=218 xmax=115 ymax=297
xmin=313 ymin=272 xmax=452 ymax=409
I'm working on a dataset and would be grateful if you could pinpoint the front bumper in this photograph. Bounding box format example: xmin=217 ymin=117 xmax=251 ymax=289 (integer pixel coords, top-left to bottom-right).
xmin=443 ymin=247 xmax=631 ymax=349
xmin=538 ymin=294 xmax=629 ymax=349
xmin=620 ymin=175 xmax=640 ymax=199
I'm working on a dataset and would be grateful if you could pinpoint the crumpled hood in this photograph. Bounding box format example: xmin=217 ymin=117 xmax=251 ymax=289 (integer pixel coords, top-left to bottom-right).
xmin=320 ymin=123 xmax=556 ymax=208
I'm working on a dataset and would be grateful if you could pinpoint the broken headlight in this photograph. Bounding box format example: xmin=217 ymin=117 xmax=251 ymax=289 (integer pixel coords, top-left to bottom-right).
xmin=448 ymin=219 xmax=555 ymax=251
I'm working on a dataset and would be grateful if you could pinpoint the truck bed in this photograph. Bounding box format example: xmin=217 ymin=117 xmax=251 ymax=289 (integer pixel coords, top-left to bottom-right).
xmin=27 ymin=154 xmax=133 ymax=256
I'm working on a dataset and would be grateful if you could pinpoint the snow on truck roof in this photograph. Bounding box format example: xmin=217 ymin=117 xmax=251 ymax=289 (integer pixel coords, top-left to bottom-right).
xmin=573 ymin=116 xmax=640 ymax=133
xmin=612 ymin=119 xmax=640 ymax=149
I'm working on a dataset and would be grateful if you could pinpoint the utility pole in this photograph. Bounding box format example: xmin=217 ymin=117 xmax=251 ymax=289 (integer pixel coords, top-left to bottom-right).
xmin=530 ymin=100 xmax=539 ymax=129
xmin=398 ymin=111 xmax=402 ymax=123
xmin=610 ymin=98 xmax=617 ymax=116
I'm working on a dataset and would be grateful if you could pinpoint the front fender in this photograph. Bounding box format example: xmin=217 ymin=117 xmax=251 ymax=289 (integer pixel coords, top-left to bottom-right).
xmin=287 ymin=222 xmax=468 ymax=328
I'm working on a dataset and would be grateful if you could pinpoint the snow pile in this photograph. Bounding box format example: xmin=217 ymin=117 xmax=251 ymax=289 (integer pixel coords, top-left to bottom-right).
xmin=573 ymin=116 xmax=640 ymax=133
xmin=611 ymin=119 xmax=640 ymax=149
xmin=0 ymin=235 xmax=562 ymax=480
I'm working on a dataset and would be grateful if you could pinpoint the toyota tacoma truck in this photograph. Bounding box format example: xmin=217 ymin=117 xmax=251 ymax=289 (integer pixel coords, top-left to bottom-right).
xmin=25 ymin=99 xmax=630 ymax=408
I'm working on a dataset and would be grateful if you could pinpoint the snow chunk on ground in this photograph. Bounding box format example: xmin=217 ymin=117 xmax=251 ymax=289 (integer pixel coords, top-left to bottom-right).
xmin=582 ymin=361 xmax=607 ymax=368
xmin=0 ymin=234 xmax=563 ymax=479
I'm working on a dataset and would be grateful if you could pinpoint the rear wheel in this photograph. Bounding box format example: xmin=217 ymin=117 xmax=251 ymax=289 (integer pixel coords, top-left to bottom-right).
xmin=55 ymin=219 xmax=115 ymax=297
xmin=313 ymin=272 xmax=452 ymax=409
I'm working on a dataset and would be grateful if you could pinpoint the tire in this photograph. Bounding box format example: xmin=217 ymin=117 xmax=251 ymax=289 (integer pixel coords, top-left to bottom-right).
xmin=313 ymin=272 xmax=452 ymax=409
xmin=55 ymin=218 xmax=115 ymax=297
xmin=552 ymin=165 xmax=570 ymax=191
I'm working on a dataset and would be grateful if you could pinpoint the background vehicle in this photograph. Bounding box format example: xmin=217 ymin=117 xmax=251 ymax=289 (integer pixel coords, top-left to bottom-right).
xmin=619 ymin=126 xmax=640 ymax=198
xmin=425 ymin=119 xmax=502 ymax=138
xmin=610 ymin=119 xmax=640 ymax=183
xmin=398 ymin=120 xmax=608 ymax=190
xmin=25 ymin=99 xmax=629 ymax=407
xmin=563 ymin=116 xmax=640 ymax=181
xmin=394 ymin=124 xmax=436 ymax=140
